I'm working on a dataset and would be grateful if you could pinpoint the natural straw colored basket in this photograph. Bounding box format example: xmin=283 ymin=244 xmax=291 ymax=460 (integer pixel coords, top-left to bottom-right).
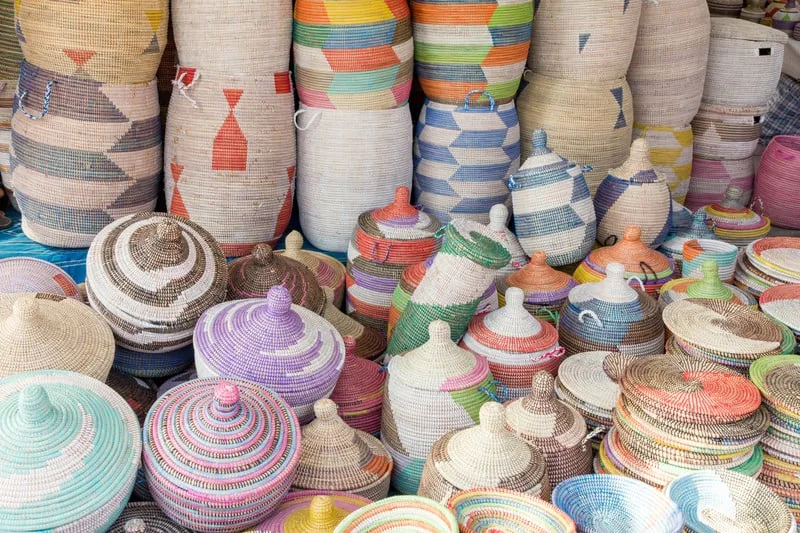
xmin=333 ymin=496 xmax=458 ymax=533
xmin=685 ymin=157 xmax=755 ymax=211
xmin=692 ymin=103 xmax=766 ymax=161
xmin=109 ymin=502 xmax=191 ymax=533
xmin=0 ymin=257 xmax=80 ymax=300
xmin=323 ymin=290 xmax=387 ymax=362
xmin=448 ymin=488 xmax=576 ymax=533
xmin=754 ymin=135 xmax=800 ymax=230
xmin=277 ymin=231 xmax=347 ymax=309
xmin=250 ymin=492 xmax=371 ymax=533
xmin=329 ymin=337 xmax=386 ymax=434
xmin=632 ymin=125 xmax=693 ymax=205
xmin=0 ymin=0 xmax=21 ymax=80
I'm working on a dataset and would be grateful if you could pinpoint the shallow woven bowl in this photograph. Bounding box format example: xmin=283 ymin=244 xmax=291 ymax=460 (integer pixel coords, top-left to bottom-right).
xmin=449 ymin=488 xmax=576 ymax=533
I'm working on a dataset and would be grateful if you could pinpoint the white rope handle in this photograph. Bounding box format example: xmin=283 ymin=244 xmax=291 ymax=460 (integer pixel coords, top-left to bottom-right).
xmin=629 ymin=275 xmax=645 ymax=292
xmin=294 ymin=109 xmax=322 ymax=131
xmin=581 ymin=425 xmax=607 ymax=451
xmin=172 ymin=67 xmax=200 ymax=109
xmin=578 ymin=309 xmax=604 ymax=329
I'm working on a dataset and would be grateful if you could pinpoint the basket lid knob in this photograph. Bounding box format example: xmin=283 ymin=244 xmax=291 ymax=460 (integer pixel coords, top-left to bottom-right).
xmin=479 ymin=402 xmax=506 ymax=434
xmin=252 ymin=244 xmax=274 ymax=266
xmin=393 ymin=186 xmax=411 ymax=207
xmin=623 ymin=226 xmax=642 ymax=243
xmin=11 ymin=297 xmax=41 ymax=323
xmin=692 ymin=212 xmax=708 ymax=230
xmin=701 ymin=260 xmax=719 ymax=279
xmin=155 ymin=219 xmax=182 ymax=243
xmin=18 ymin=385 xmax=53 ymax=425
xmin=266 ymin=286 xmax=293 ymax=316
xmin=342 ymin=336 xmax=357 ymax=358
xmin=530 ymin=371 xmax=555 ymax=400
xmin=428 ymin=320 xmax=451 ymax=344
xmin=488 ymin=204 xmax=509 ymax=231
xmin=308 ymin=496 xmax=338 ymax=528
xmin=505 ymin=287 xmax=525 ymax=309
xmin=123 ymin=519 xmax=147 ymax=533
xmin=531 ymin=129 xmax=548 ymax=150
xmin=530 ymin=251 xmax=547 ymax=266
xmin=606 ymin=262 xmax=626 ymax=279
xmin=313 ymin=399 xmax=339 ymax=422
xmin=212 ymin=382 xmax=241 ymax=419
xmin=284 ymin=230 xmax=303 ymax=252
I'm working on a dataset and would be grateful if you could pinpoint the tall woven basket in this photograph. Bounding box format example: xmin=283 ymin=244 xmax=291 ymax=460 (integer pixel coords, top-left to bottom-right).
xmin=0 ymin=0 xmax=21 ymax=80
xmin=754 ymin=135 xmax=800 ymax=229
xmin=296 ymin=104 xmax=413 ymax=252
xmin=413 ymin=92 xmax=520 ymax=224
xmin=12 ymin=61 xmax=161 ymax=248
xmin=632 ymin=125 xmax=693 ymax=205
xmin=164 ymin=68 xmax=295 ymax=257
xmin=692 ymin=103 xmax=766 ymax=161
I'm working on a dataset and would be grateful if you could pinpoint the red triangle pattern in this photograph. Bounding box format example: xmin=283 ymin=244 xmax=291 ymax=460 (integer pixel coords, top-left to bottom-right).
xmin=63 ymin=49 xmax=96 ymax=67
xmin=169 ymin=162 xmax=189 ymax=217
xmin=212 ymin=88 xmax=248 ymax=171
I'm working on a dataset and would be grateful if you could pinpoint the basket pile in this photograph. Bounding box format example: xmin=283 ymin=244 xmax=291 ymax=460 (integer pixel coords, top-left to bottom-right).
xmin=699 ymin=185 xmax=771 ymax=246
xmin=277 ymin=231 xmax=347 ymax=308
xmin=329 ymin=337 xmax=386 ymax=435
xmin=323 ymin=289 xmax=387 ymax=362
xmin=680 ymin=239 xmax=739 ymax=282
xmin=632 ymin=125 xmax=694 ymax=204
xmin=755 ymin=135 xmax=800 ymax=229
xmin=0 ymin=257 xmax=80 ymax=299
xmin=735 ymin=237 xmax=800 ymax=296
xmin=658 ymin=260 xmax=758 ymax=310
xmin=760 ymin=284 xmax=800 ymax=347
xmin=658 ymin=212 xmax=719 ymax=275
xmin=448 ymin=488 xmax=576 ymax=533
xmin=252 ymin=492 xmax=371 ymax=533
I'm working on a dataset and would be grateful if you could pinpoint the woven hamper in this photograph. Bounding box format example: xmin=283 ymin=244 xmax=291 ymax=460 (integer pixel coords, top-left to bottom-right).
xmin=333 ymin=496 xmax=459 ymax=533
xmin=413 ymin=93 xmax=520 ymax=224
xmin=685 ymin=156 xmax=754 ymax=211
xmin=278 ymin=230 xmax=347 ymax=308
xmin=12 ymin=61 xmax=161 ymax=248
xmin=323 ymin=290 xmax=387 ymax=362
xmin=0 ymin=257 xmax=80 ymax=299
xmin=754 ymin=135 xmax=800 ymax=229
xmin=692 ymin=103 xmax=766 ymax=161
xmin=0 ymin=0 xmax=21 ymax=80
xmin=632 ymin=125 xmax=693 ymax=204
xmin=164 ymin=68 xmax=295 ymax=256
xmin=296 ymin=104 xmax=413 ymax=252
xmin=329 ymin=337 xmax=386 ymax=434
xmin=251 ymin=491 xmax=371 ymax=533
xmin=109 ymin=502 xmax=190 ymax=533
xmin=517 ymin=74 xmax=633 ymax=194
xmin=448 ymin=488 xmax=576 ymax=533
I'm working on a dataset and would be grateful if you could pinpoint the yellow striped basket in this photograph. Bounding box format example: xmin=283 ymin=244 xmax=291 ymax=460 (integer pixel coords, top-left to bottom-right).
xmin=632 ymin=124 xmax=693 ymax=205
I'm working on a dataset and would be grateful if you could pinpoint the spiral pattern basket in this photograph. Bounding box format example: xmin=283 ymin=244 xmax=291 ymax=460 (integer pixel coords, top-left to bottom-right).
xmin=658 ymin=212 xmax=718 ymax=275
xmin=448 ymin=488 xmax=576 ymax=533
xmin=632 ymin=125 xmax=693 ymax=205
xmin=194 ymin=286 xmax=345 ymax=424
xmin=700 ymin=186 xmax=771 ymax=246
xmin=760 ymin=284 xmax=800 ymax=345
xmin=0 ymin=257 xmax=80 ymax=299
xmin=250 ymin=491 xmax=372 ymax=533
xmin=277 ymin=231 xmax=347 ymax=309
xmin=681 ymin=239 xmax=738 ymax=283
xmin=755 ymin=135 xmax=800 ymax=230
xmin=746 ymin=237 xmax=800 ymax=285
xmin=330 ymin=337 xmax=386 ymax=434
xmin=293 ymin=0 xmax=412 ymax=109
xmin=164 ymin=68 xmax=296 ymax=256
xmin=12 ymin=61 xmax=161 ymax=247
xmin=381 ymin=321 xmax=496 ymax=494
xmin=692 ymin=103 xmax=766 ymax=161
xmin=413 ymin=94 xmax=519 ymax=224
xmin=324 ymin=291 xmax=386 ymax=362
xmin=684 ymin=156 xmax=755 ymax=211
xmin=143 ymin=378 xmax=301 ymax=532
xmin=658 ymin=260 xmax=758 ymax=310
xmin=0 ymin=370 xmax=141 ymax=533
xmin=333 ymin=496 xmax=459 ymax=533
xmin=109 ymin=502 xmax=191 ymax=533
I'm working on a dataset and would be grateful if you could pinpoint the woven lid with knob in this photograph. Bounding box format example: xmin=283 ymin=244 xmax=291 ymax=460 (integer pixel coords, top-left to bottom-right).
xmin=607 ymin=139 xmax=661 ymax=183
xmin=250 ymin=491 xmax=371 ymax=533
xmin=0 ymin=257 xmax=81 ymax=300
xmin=702 ymin=186 xmax=770 ymax=245
xmin=329 ymin=336 xmax=386 ymax=435
xmin=487 ymin=204 xmax=527 ymax=279
xmin=321 ymin=288 xmax=386 ymax=361
xmin=108 ymin=502 xmax=191 ymax=533
xmin=277 ymin=231 xmax=347 ymax=308
xmin=658 ymin=260 xmax=757 ymax=309
xmin=516 ymin=130 xmax=572 ymax=176
xmin=556 ymin=351 xmax=633 ymax=417
xmin=569 ymin=262 xmax=640 ymax=305
xmin=356 ymin=186 xmax=442 ymax=243
xmin=499 ymin=251 xmax=577 ymax=304
xmin=582 ymin=226 xmax=674 ymax=281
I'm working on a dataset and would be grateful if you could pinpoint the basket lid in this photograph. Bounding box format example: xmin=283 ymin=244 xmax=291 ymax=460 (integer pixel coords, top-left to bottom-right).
xmin=589 ymin=226 xmax=673 ymax=275
xmin=357 ymin=186 xmax=441 ymax=242
xmin=440 ymin=220 xmax=511 ymax=271
xmin=105 ymin=369 xmax=156 ymax=426
xmin=279 ymin=231 xmax=346 ymax=295
xmin=688 ymin=261 xmax=735 ymax=299
xmin=501 ymin=252 xmax=577 ymax=303
xmin=711 ymin=16 xmax=788 ymax=43
xmin=704 ymin=187 xmax=769 ymax=232
xmin=557 ymin=351 xmax=633 ymax=413
xmin=749 ymin=354 xmax=800 ymax=417
xmin=329 ymin=337 xmax=386 ymax=412
xmin=0 ymin=293 xmax=115 ymax=381
xmin=568 ymin=262 xmax=639 ymax=305
xmin=332 ymin=495 xmax=459 ymax=532
xmin=108 ymin=502 xmax=190 ymax=533
xmin=0 ymin=257 xmax=80 ymax=300
xmin=322 ymin=289 xmax=386 ymax=361
xmin=517 ymin=130 xmax=573 ymax=175
xmin=487 ymin=204 xmax=527 ymax=271
xmin=252 ymin=491 xmax=371 ymax=533
xmin=227 ymin=244 xmax=326 ymax=314
xmin=607 ymin=139 xmax=661 ymax=184
xmin=0 ymin=370 xmax=141 ymax=532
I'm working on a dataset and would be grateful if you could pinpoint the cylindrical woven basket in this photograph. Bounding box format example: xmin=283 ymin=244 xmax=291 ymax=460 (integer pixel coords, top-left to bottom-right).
xmin=632 ymin=125 xmax=693 ymax=205
xmin=700 ymin=186 xmax=771 ymax=247
xmin=486 ymin=204 xmax=527 ymax=281
xmin=333 ymin=496 xmax=459 ymax=533
xmin=0 ymin=0 xmax=21 ymax=80
xmin=250 ymin=491 xmax=371 ymax=533
xmin=692 ymin=103 xmax=766 ymax=161
xmin=12 ymin=61 xmax=161 ymax=248
xmin=517 ymin=74 xmax=634 ymax=194
xmin=681 ymin=239 xmax=739 ymax=283
xmin=413 ymin=93 xmax=520 ymax=224
xmin=754 ymin=135 xmax=800 ymax=230
xmin=108 ymin=502 xmax=190 ymax=533
xmin=658 ymin=260 xmax=758 ymax=310
xmin=164 ymin=68 xmax=295 ymax=256
xmin=323 ymin=290 xmax=387 ymax=362
xmin=293 ymin=0 xmax=413 ymax=109
xmin=684 ymin=156 xmax=755 ymax=211
xmin=448 ymin=488 xmax=576 ymax=533
xmin=0 ymin=257 xmax=80 ymax=299
xmin=658 ymin=212 xmax=719 ymax=275
xmin=277 ymin=230 xmax=347 ymax=309
xmin=296 ymin=104 xmax=413 ymax=252
xmin=329 ymin=337 xmax=386 ymax=434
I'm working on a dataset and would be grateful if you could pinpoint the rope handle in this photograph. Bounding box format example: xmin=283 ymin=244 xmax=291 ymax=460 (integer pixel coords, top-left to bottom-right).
xmin=581 ymin=425 xmax=607 ymax=452
xmin=749 ymin=195 xmax=766 ymax=217
xmin=603 ymin=234 xmax=618 ymax=246
xmin=172 ymin=67 xmax=200 ymax=109
xmin=638 ymin=260 xmax=657 ymax=282
xmin=535 ymin=307 xmax=559 ymax=325
xmin=17 ymin=80 xmax=55 ymax=120
xmin=629 ymin=274 xmax=646 ymax=292
xmin=294 ymin=108 xmax=322 ymax=131
xmin=370 ymin=242 xmax=393 ymax=264
xmin=491 ymin=380 xmax=509 ymax=402
xmin=479 ymin=386 xmax=502 ymax=403
xmin=463 ymin=90 xmax=496 ymax=111
xmin=522 ymin=69 xmax=534 ymax=82
xmin=578 ymin=309 xmax=604 ymax=329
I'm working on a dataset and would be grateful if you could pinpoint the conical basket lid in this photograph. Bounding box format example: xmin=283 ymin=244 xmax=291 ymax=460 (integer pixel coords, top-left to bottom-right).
xmin=357 ymin=186 xmax=441 ymax=242
xmin=330 ymin=337 xmax=386 ymax=411
xmin=517 ymin=130 xmax=572 ymax=175
xmin=252 ymin=491 xmax=371 ymax=533
xmin=588 ymin=226 xmax=673 ymax=276
xmin=278 ymin=231 xmax=346 ymax=304
xmin=568 ymin=262 xmax=639 ymax=305
xmin=501 ymin=252 xmax=577 ymax=303
xmin=322 ymin=288 xmax=386 ymax=361
xmin=487 ymin=204 xmax=527 ymax=274
xmin=606 ymin=139 xmax=661 ymax=184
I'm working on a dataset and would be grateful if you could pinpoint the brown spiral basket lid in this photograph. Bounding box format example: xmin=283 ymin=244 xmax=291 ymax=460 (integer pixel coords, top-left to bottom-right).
xmin=321 ymin=288 xmax=386 ymax=361
xmin=105 ymin=370 xmax=156 ymax=427
xmin=278 ymin=231 xmax=347 ymax=303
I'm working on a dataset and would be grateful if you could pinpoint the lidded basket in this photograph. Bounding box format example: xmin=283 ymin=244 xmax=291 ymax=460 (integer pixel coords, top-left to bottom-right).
xmin=333 ymin=496 xmax=459 ymax=533
xmin=108 ymin=502 xmax=190 ymax=533
xmin=658 ymin=212 xmax=718 ymax=274
xmin=659 ymin=260 xmax=757 ymax=309
xmin=487 ymin=204 xmax=527 ymax=281
xmin=0 ymin=257 xmax=80 ymax=300
xmin=700 ymin=185 xmax=771 ymax=246
xmin=251 ymin=491 xmax=371 ymax=533
xmin=322 ymin=288 xmax=387 ymax=362
xmin=329 ymin=337 xmax=386 ymax=435
xmin=105 ymin=369 xmax=157 ymax=426
xmin=194 ymin=286 xmax=345 ymax=423
xmin=277 ymin=231 xmax=347 ymax=309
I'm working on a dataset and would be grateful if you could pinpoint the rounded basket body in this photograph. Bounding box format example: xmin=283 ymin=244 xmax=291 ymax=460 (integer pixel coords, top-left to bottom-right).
xmin=692 ymin=103 xmax=766 ymax=161
xmin=754 ymin=135 xmax=800 ymax=229
xmin=684 ymin=156 xmax=754 ymax=211
xmin=632 ymin=125 xmax=693 ymax=205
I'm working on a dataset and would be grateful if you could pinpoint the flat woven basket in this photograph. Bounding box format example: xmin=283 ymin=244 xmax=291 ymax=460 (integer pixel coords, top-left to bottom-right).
xmin=0 ymin=257 xmax=80 ymax=299
xmin=692 ymin=103 xmax=766 ymax=161
xmin=323 ymin=290 xmax=387 ymax=362
xmin=249 ymin=491 xmax=371 ymax=533
xmin=632 ymin=125 xmax=693 ymax=205
xmin=685 ymin=157 xmax=755 ymax=212
xmin=333 ymin=496 xmax=459 ymax=533
xmin=658 ymin=260 xmax=758 ymax=310
xmin=329 ymin=337 xmax=386 ymax=434
xmin=448 ymin=488 xmax=576 ymax=533
xmin=277 ymin=230 xmax=347 ymax=308
xmin=108 ymin=502 xmax=190 ymax=533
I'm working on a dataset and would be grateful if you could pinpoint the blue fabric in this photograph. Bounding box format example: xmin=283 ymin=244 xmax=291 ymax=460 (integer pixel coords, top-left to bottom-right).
xmin=761 ymin=73 xmax=800 ymax=145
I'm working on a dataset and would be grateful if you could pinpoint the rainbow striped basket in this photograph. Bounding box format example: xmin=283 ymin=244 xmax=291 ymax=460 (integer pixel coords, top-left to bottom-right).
xmin=448 ymin=488 xmax=576 ymax=533
xmin=0 ymin=257 xmax=80 ymax=299
xmin=700 ymin=185 xmax=771 ymax=247
xmin=333 ymin=496 xmax=459 ymax=533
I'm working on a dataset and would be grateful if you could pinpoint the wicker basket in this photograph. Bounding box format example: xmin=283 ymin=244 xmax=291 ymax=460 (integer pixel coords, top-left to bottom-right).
xmin=517 ymin=74 xmax=633 ymax=194
xmin=692 ymin=103 xmax=766 ymax=161
xmin=109 ymin=502 xmax=190 ymax=533
xmin=329 ymin=337 xmax=386 ymax=434
xmin=700 ymin=186 xmax=771 ymax=246
xmin=251 ymin=491 xmax=371 ymax=533
xmin=658 ymin=260 xmax=758 ymax=310
xmin=681 ymin=239 xmax=739 ymax=282
xmin=685 ymin=156 xmax=755 ymax=211
xmin=0 ymin=0 xmax=21 ymax=80
xmin=486 ymin=204 xmax=527 ymax=281
xmin=632 ymin=125 xmax=693 ymax=205
xmin=113 ymin=344 xmax=195 ymax=379
xmin=277 ymin=231 xmax=347 ymax=308
xmin=658 ymin=212 xmax=719 ymax=274
xmin=448 ymin=488 xmax=576 ymax=533
xmin=296 ymin=104 xmax=413 ymax=252
xmin=12 ymin=61 xmax=161 ymax=247
xmin=105 ymin=369 xmax=157 ymax=426
xmin=755 ymin=135 xmax=800 ymax=230
xmin=0 ymin=257 xmax=80 ymax=299
xmin=413 ymin=93 xmax=520 ymax=224
xmin=333 ymin=496 xmax=458 ymax=533
xmin=323 ymin=290 xmax=387 ymax=362
xmin=760 ymin=284 xmax=800 ymax=344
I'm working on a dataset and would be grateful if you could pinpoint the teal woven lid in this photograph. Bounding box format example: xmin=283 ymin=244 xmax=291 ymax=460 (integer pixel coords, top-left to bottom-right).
xmin=0 ymin=370 xmax=141 ymax=532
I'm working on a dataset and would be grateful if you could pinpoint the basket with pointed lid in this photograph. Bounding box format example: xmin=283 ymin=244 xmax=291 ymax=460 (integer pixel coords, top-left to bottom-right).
xmin=227 ymin=244 xmax=326 ymax=314
xmin=497 ymin=251 xmax=578 ymax=324
xmin=460 ymin=288 xmax=563 ymax=400
xmin=381 ymin=321 xmax=497 ymax=494
xmin=143 ymin=379 xmax=301 ymax=532
xmin=293 ymin=400 xmax=392 ymax=501
xmin=509 ymin=130 xmax=596 ymax=266
xmin=0 ymin=293 xmax=114 ymax=381
xmin=0 ymin=370 xmax=141 ymax=532
xmin=505 ymin=372 xmax=592 ymax=488
xmin=574 ymin=226 xmax=676 ymax=297
xmin=194 ymin=286 xmax=345 ymax=424
xmin=277 ymin=231 xmax=347 ymax=309
xmin=595 ymin=139 xmax=673 ymax=249
xmin=659 ymin=260 xmax=757 ymax=309
xmin=418 ymin=402 xmax=549 ymax=505
xmin=250 ymin=491 xmax=371 ymax=533
xmin=322 ymin=288 xmax=386 ymax=362
xmin=0 ymin=257 xmax=80 ymax=300
xmin=681 ymin=239 xmax=738 ymax=283
xmin=86 ymin=213 xmax=228 ymax=361
xmin=658 ymin=212 xmax=718 ymax=274
xmin=108 ymin=502 xmax=190 ymax=533
xmin=701 ymin=185 xmax=771 ymax=246
xmin=559 ymin=262 xmax=665 ymax=356
xmin=486 ymin=204 xmax=527 ymax=281
xmin=329 ymin=337 xmax=386 ymax=435
xmin=333 ymin=496 xmax=459 ymax=533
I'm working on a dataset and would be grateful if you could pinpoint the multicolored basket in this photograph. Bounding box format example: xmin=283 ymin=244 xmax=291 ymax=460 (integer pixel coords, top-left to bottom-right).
xmin=194 ymin=286 xmax=345 ymax=424
xmin=760 ymin=284 xmax=800 ymax=345
xmin=685 ymin=156 xmax=755 ymax=211
xmin=381 ymin=321 xmax=496 ymax=494
xmin=755 ymin=135 xmax=800 ymax=230
xmin=681 ymin=239 xmax=738 ymax=282
xmin=486 ymin=204 xmax=527 ymax=280
xmin=293 ymin=0 xmax=412 ymax=109
xmin=508 ymin=130 xmax=596 ymax=266
xmin=700 ymin=185 xmax=771 ymax=246
xmin=413 ymin=93 xmax=520 ymax=224
xmin=658 ymin=212 xmax=718 ymax=275
xmin=323 ymin=290 xmax=387 ymax=362
xmin=333 ymin=496 xmax=459 ymax=533
xmin=250 ymin=491 xmax=371 ymax=533
xmin=0 ymin=370 xmax=141 ymax=532
xmin=412 ymin=0 xmax=532 ymax=105
xmin=108 ymin=502 xmax=190 ymax=533
xmin=164 ymin=68 xmax=296 ymax=256
xmin=671 ymin=201 xmax=694 ymax=232
xmin=330 ymin=337 xmax=386 ymax=434
xmin=632 ymin=125 xmax=693 ymax=205
xmin=594 ymin=139 xmax=673 ymax=248
xmin=745 ymin=237 xmax=800 ymax=285
xmin=692 ymin=103 xmax=766 ymax=161
xmin=448 ymin=488 xmax=576 ymax=533
xmin=277 ymin=231 xmax=347 ymax=309
xmin=143 ymin=379 xmax=301 ymax=532
xmin=658 ymin=260 xmax=758 ymax=310
xmin=0 ymin=257 xmax=80 ymax=299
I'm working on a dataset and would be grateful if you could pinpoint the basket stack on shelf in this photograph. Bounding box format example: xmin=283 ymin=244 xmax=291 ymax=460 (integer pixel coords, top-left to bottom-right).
xmin=755 ymin=135 xmax=800 ymax=230
xmin=699 ymin=185 xmax=771 ymax=246
xmin=735 ymin=237 xmax=800 ymax=297
xmin=659 ymin=260 xmax=758 ymax=309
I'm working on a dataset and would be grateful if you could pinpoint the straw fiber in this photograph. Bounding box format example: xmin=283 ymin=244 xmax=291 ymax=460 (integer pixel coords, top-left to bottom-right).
xmin=692 ymin=103 xmax=766 ymax=161
xmin=448 ymin=488 xmax=576 ymax=533
xmin=632 ymin=125 xmax=693 ymax=204
xmin=277 ymin=231 xmax=347 ymax=308
xmin=0 ymin=0 xmax=21 ymax=80
xmin=333 ymin=496 xmax=458 ymax=533
xmin=330 ymin=337 xmax=386 ymax=434
xmin=755 ymin=135 xmax=800 ymax=229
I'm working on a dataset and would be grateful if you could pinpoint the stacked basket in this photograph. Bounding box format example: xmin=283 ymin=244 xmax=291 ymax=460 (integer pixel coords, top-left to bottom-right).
xmin=658 ymin=260 xmax=758 ymax=309
xmin=699 ymin=185 xmax=771 ymax=246
xmin=755 ymin=135 xmax=800 ymax=230
xmin=680 ymin=238 xmax=739 ymax=282
xmin=323 ymin=289 xmax=387 ymax=362
xmin=761 ymin=284 xmax=800 ymax=346
xmin=735 ymin=237 xmax=800 ymax=297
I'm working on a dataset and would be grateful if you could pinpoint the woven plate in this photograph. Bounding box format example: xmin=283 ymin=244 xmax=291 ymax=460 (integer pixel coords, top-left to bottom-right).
xmin=0 ymin=257 xmax=80 ymax=300
xmin=761 ymin=284 xmax=800 ymax=333
xmin=750 ymin=355 xmax=800 ymax=418
xmin=747 ymin=238 xmax=800 ymax=284
xmin=449 ymin=488 xmax=576 ymax=533
xmin=556 ymin=351 xmax=632 ymax=415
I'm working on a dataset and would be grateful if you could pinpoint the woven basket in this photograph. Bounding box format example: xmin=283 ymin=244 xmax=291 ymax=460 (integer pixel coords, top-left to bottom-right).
xmin=277 ymin=230 xmax=347 ymax=308
xmin=250 ymin=491 xmax=371 ymax=533
xmin=658 ymin=260 xmax=758 ymax=310
xmin=113 ymin=344 xmax=195 ymax=379
xmin=323 ymin=290 xmax=387 ymax=362
xmin=413 ymin=93 xmax=520 ymax=224
xmin=381 ymin=321 xmax=496 ymax=494
xmin=530 ymin=0 xmax=642 ymax=81
xmin=509 ymin=130 xmax=596 ymax=266
xmin=460 ymin=288 xmax=563 ymax=399
xmin=746 ymin=237 xmax=800 ymax=285
xmin=418 ymin=402 xmax=549 ymax=505
xmin=692 ymin=103 xmax=766 ymax=161
xmin=164 ymin=68 xmax=295 ymax=256
xmin=330 ymin=337 xmax=386 ymax=434
xmin=700 ymin=186 xmax=771 ymax=247
xmin=760 ymin=284 xmax=800 ymax=342
xmin=296 ymin=104 xmax=413 ymax=252
xmin=86 ymin=212 xmax=228 ymax=358
xmin=448 ymin=488 xmax=576 ymax=533
xmin=0 ymin=370 xmax=141 ymax=532
xmin=109 ymin=502 xmax=190 ymax=533
xmin=684 ymin=156 xmax=754 ymax=211
xmin=194 ymin=286 xmax=345 ymax=424
xmin=627 ymin=0 xmax=709 ymax=127
xmin=12 ymin=61 xmax=161 ymax=248
xmin=594 ymin=139 xmax=673 ymax=248
xmin=15 ymin=0 xmax=168 ymax=83
xmin=0 ymin=0 xmax=21 ymax=80
xmin=671 ymin=201 xmax=694 ymax=231
xmin=681 ymin=239 xmax=738 ymax=282
xmin=0 ymin=257 xmax=80 ymax=299
xmin=517 ymin=74 xmax=633 ymax=194
xmin=155 ymin=367 xmax=197 ymax=397
xmin=754 ymin=135 xmax=800 ymax=230
xmin=386 ymin=220 xmax=511 ymax=356
xmin=333 ymin=496 xmax=459 ymax=533
xmin=658 ymin=212 xmax=719 ymax=275
xmin=227 ymin=244 xmax=326 ymax=314
xmin=632 ymin=125 xmax=693 ymax=204
xmin=105 ymin=369 xmax=157 ymax=426
xmin=294 ymin=0 xmax=412 ymax=109
xmin=486 ymin=204 xmax=527 ymax=280
xmin=504 ymin=372 xmax=592 ymax=489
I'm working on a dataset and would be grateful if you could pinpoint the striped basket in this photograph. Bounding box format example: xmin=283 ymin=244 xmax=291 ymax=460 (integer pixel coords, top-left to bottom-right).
xmin=112 ymin=344 xmax=195 ymax=380
xmin=333 ymin=496 xmax=459 ymax=533
xmin=277 ymin=230 xmax=347 ymax=309
xmin=658 ymin=212 xmax=718 ymax=274
xmin=754 ymin=135 xmax=800 ymax=230
xmin=164 ymin=68 xmax=295 ymax=257
xmin=0 ymin=0 xmax=21 ymax=80
xmin=517 ymin=74 xmax=633 ymax=194
xmin=109 ymin=502 xmax=190 ymax=533
xmin=632 ymin=125 xmax=693 ymax=205
xmin=412 ymin=0 xmax=532 ymax=105
xmin=15 ymin=0 xmax=168 ymax=84
xmin=684 ymin=156 xmax=754 ymax=211
xmin=448 ymin=489 xmax=576 ymax=533
xmin=413 ymin=92 xmax=520 ymax=224
xmin=386 ymin=219 xmax=511 ymax=357
xmin=1 ymin=81 xmax=14 ymax=209
xmin=251 ymin=492 xmax=371 ymax=533
xmin=296 ymin=104 xmax=413 ymax=252
xmin=381 ymin=321 xmax=496 ymax=494
xmin=594 ymin=139 xmax=673 ymax=248
xmin=681 ymin=239 xmax=739 ymax=282
xmin=693 ymin=103 xmax=766 ymax=161
xmin=0 ymin=257 xmax=80 ymax=299
xmin=329 ymin=337 xmax=386 ymax=435
xmin=324 ymin=290 xmax=387 ymax=362
xmin=658 ymin=260 xmax=758 ymax=310
xmin=293 ymin=0 xmax=412 ymax=109
xmin=486 ymin=203 xmax=527 ymax=281
xmin=700 ymin=185 xmax=771 ymax=246
xmin=194 ymin=286 xmax=345 ymax=424
xmin=12 ymin=61 xmax=161 ymax=248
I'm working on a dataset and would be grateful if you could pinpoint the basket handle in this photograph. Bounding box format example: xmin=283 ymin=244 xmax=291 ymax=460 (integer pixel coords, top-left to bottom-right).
xmin=17 ymin=80 xmax=55 ymax=120
xmin=629 ymin=274 xmax=646 ymax=292
xmin=602 ymin=234 xmax=618 ymax=246
xmin=536 ymin=307 xmax=559 ymax=325
xmin=478 ymin=386 xmax=501 ymax=403
xmin=638 ymin=261 xmax=657 ymax=282
xmin=578 ymin=309 xmax=603 ymax=329
xmin=294 ymin=108 xmax=322 ymax=131
xmin=749 ymin=195 xmax=766 ymax=217
xmin=463 ymin=90 xmax=495 ymax=111
xmin=172 ymin=67 xmax=200 ymax=109
xmin=581 ymin=425 xmax=607 ymax=452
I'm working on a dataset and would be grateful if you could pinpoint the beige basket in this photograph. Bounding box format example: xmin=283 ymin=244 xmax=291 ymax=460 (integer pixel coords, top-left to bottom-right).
xmin=692 ymin=103 xmax=766 ymax=161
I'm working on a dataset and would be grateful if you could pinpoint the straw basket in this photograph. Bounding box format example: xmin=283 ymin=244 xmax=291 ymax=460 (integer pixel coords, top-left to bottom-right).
xmin=277 ymin=231 xmax=347 ymax=308
xmin=296 ymin=104 xmax=412 ymax=252
xmin=517 ymin=74 xmax=633 ymax=194
xmin=632 ymin=125 xmax=693 ymax=204
xmin=700 ymin=186 xmax=771 ymax=246
xmin=164 ymin=68 xmax=295 ymax=256
xmin=413 ymin=92 xmax=520 ymax=224
xmin=530 ymin=0 xmax=642 ymax=81
xmin=251 ymin=492 xmax=371 ymax=533
xmin=330 ymin=337 xmax=386 ymax=434
xmin=658 ymin=260 xmax=758 ymax=310
xmin=0 ymin=0 xmax=21 ymax=80
xmin=333 ymin=496 xmax=459 ymax=533
xmin=755 ymin=135 xmax=800 ymax=229
xmin=684 ymin=156 xmax=754 ymax=211
xmin=692 ymin=104 xmax=766 ymax=161
xmin=658 ymin=212 xmax=719 ymax=274
xmin=486 ymin=204 xmax=527 ymax=280
xmin=412 ymin=0 xmax=532 ymax=105
xmin=0 ymin=257 xmax=80 ymax=299
xmin=109 ymin=502 xmax=190 ymax=533
xmin=324 ymin=291 xmax=387 ymax=362
xmin=155 ymin=21 xmax=176 ymax=122
xmin=112 ymin=345 xmax=195 ymax=379
xmin=681 ymin=239 xmax=738 ymax=282
xmin=448 ymin=489 xmax=576 ymax=533
xmin=12 ymin=61 xmax=161 ymax=248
